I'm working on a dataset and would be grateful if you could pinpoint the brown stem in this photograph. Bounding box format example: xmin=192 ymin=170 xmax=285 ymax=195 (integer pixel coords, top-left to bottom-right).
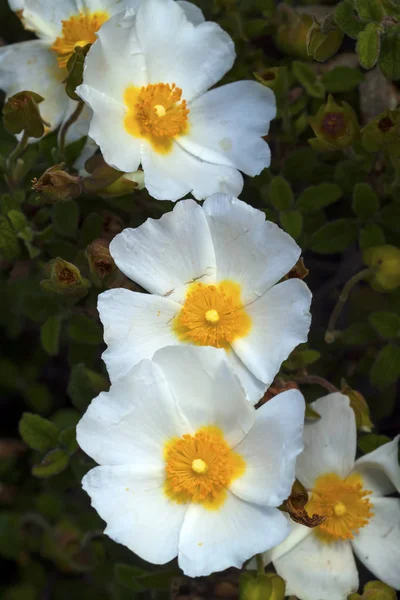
xmin=292 ymin=375 xmax=339 ymax=394
xmin=58 ymin=100 xmax=84 ymax=157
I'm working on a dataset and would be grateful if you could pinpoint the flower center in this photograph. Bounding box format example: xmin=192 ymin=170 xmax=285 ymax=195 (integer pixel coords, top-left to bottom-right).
xmin=164 ymin=427 xmax=245 ymax=509
xmin=173 ymin=281 xmax=251 ymax=350
xmin=306 ymin=472 xmax=374 ymax=543
xmin=123 ymin=83 xmax=189 ymax=154
xmin=51 ymin=12 xmax=109 ymax=68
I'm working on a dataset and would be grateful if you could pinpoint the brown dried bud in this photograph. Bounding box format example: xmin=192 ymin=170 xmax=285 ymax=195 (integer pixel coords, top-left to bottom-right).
xmin=102 ymin=210 xmax=124 ymax=242
xmin=285 ymin=258 xmax=309 ymax=280
xmin=86 ymin=238 xmax=116 ymax=287
xmin=280 ymin=480 xmax=326 ymax=528
xmin=32 ymin=164 xmax=81 ymax=203
xmin=41 ymin=258 xmax=90 ymax=297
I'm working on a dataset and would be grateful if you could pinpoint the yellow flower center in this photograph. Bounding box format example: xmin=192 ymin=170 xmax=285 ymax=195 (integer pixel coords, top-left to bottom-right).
xmin=164 ymin=427 xmax=245 ymax=509
xmin=306 ymin=472 xmax=374 ymax=543
xmin=51 ymin=12 xmax=109 ymax=68
xmin=173 ymin=281 xmax=252 ymax=349
xmin=124 ymin=83 xmax=189 ymax=154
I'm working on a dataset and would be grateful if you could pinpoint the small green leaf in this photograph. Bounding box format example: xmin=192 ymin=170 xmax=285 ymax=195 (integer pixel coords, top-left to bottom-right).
xmin=297 ymin=183 xmax=342 ymax=214
xmin=67 ymin=314 xmax=103 ymax=345
xmin=282 ymin=148 xmax=318 ymax=184
xmin=68 ymin=363 xmax=108 ymax=412
xmin=335 ymin=1 xmax=366 ymax=38
xmin=309 ymin=219 xmax=358 ymax=254
xmin=356 ymin=0 xmax=385 ymax=21
xmin=359 ymin=223 xmax=386 ymax=249
xmin=370 ymin=343 xmax=400 ymax=388
xmin=53 ymin=199 xmax=80 ymax=238
xmin=0 ymin=513 xmax=22 ymax=560
xmin=7 ymin=209 xmax=27 ymax=233
xmin=79 ymin=212 xmax=103 ymax=247
xmin=352 ymin=183 xmax=379 ymax=219
xmin=268 ymin=176 xmax=294 ymax=210
xmin=356 ymin=22 xmax=382 ymax=69
xmin=59 ymin=426 xmax=79 ymax=456
xmin=369 ymin=311 xmax=400 ymax=339
xmin=358 ymin=433 xmax=391 ymax=454
xmin=280 ymin=210 xmax=303 ymax=240
xmin=114 ymin=564 xmax=147 ymax=592
xmin=305 ymin=405 xmax=321 ymax=420
xmin=342 ymin=322 xmax=377 ymax=345
xmin=40 ymin=315 xmax=62 ymax=356
xmin=0 ymin=215 xmax=20 ymax=260
xmin=292 ymin=61 xmax=325 ymax=98
xmin=379 ymin=26 xmax=400 ymax=80
xmin=321 ymin=66 xmax=364 ymax=93
xmin=380 ymin=202 xmax=400 ymax=232
xmin=32 ymin=448 xmax=69 ymax=478
xmin=19 ymin=413 xmax=60 ymax=453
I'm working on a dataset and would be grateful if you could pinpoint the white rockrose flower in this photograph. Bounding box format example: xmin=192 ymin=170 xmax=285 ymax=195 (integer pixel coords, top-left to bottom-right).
xmin=77 ymin=0 xmax=276 ymax=201
xmin=0 ymin=0 xmax=200 ymax=148
xmin=77 ymin=345 xmax=306 ymax=577
xmin=98 ymin=194 xmax=312 ymax=404
xmin=263 ymin=393 xmax=400 ymax=600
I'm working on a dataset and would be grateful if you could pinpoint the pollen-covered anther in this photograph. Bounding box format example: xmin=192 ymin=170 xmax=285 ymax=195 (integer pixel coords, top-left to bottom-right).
xmin=135 ymin=83 xmax=189 ymax=138
xmin=51 ymin=12 xmax=109 ymax=68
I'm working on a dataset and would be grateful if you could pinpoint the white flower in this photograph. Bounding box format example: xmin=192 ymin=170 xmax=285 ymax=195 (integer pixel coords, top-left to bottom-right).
xmin=0 ymin=0 xmax=199 ymax=149
xmin=77 ymin=345 xmax=305 ymax=577
xmin=77 ymin=0 xmax=276 ymax=201
xmin=98 ymin=194 xmax=312 ymax=404
xmin=263 ymin=393 xmax=400 ymax=600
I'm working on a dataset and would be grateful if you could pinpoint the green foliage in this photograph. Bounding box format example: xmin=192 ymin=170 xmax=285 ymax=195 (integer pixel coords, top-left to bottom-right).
xmin=19 ymin=413 xmax=60 ymax=453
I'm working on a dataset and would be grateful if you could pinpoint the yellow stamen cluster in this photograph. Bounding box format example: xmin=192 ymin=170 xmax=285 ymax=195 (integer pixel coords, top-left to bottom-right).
xmin=173 ymin=281 xmax=252 ymax=349
xmin=51 ymin=12 xmax=109 ymax=68
xmin=164 ymin=427 xmax=245 ymax=508
xmin=307 ymin=472 xmax=374 ymax=543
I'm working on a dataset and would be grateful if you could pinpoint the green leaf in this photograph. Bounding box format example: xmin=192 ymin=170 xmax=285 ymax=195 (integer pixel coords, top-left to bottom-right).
xmin=380 ymin=201 xmax=400 ymax=232
xmin=67 ymin=314 xmax=103 ymax=345
xmin=68 ymin=363 xmax=108 ymax=412
xmin=352 ymin=183 xmax=379 ymax=219
xmin=356 ymin=22 xmax=382 ymax=69
xmin=308 ymin=219 xmax=358 ymax=253
xmin=0 ymin=513 xmax=21 ymax=560
xmin=279 ymin=210 xmax=303 ymax=240
xmin=335 ymin=1 xmax=366 ymax=38
xmin=359 ymin=223 xmax=386 ymax=249
xmin=358 ymin=433 xmax=391 ymax=454
xmin=370 ymin=343 xmax=400 ymax=388
xmin=305 ymin=404 xmax=321 ymax=420
xmin=19 ymin=413 xmax=60 ymax=453
xmin=268 ymin=176 xmax=294 ymax=210
xmin=356 ymin=0 xmax=385 ymax=21
xmin=59 ymin=426 xmax=79 ymax=456
xmin=292 ymin=61 xmax=325 ymax=98
xmin=0 ymin=215 xmax=19 ymax=260
xmin=79 ymin=212 xmax=103 ymax=247
xmin=53 ymin=199 xmax=80 ymax=238
xmin=32 ymin=448 xmax=69 ymax=478
xmin=7 ymin=209 xmax=27 ymax=233
xmin=369 ymin=311 xmax=400 ymax=338
xmin=379 ymin=26 xmax=400 ymax=80
xmin=342 ymin=322 xmax=377 ymax=345
xmin=40 ymin=315 xmax=62 ymax=356
xmin=282 ymin=148 xmax=318 ymax=184
xmin=114 ymin=564 xmax=147 ymax=592
xmin=321 ymin=66 xmax=364 ymax=93
xmin=297 ymin=183 xmax=342 ymax=214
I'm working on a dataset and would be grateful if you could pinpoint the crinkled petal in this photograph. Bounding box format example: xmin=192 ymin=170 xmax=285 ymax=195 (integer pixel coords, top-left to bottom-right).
xmin=229 ymin=389 xmax=305 ymax=506
xmin=76 ymin=358 xmax=186 ymax=467
xmin=353 ymin=434 xmax=400 ymax=496
xmin=202 ymin=194 xmax=301 ymax=303
xmin=225 ymin=350 xmax=267 ymax=406
xmin=140 ymin=142 xmax=244 ymax=202
xmin=178 ymin=492 xmax=289 ymax=577
xmin=179 ymin=81 xmax=275 ymax=175
xmin=135 ymin=0 xmax=235 ymax=101
xmin=0 ymin=40 xmax=68 ymax=134
xmin=82 ymin=465 xmax=187 ymax=565
xmin=98 ymin=289 xmax=181 ymax=382
xmin=109 ymin=200 xmax=216 ymax=303
xmin=232 ymin=279 xmax=312 ymax=385
xmin=177 ymin=1 xmax=205 ymax=25
xmin=352 ymin=497 xmax=400 ymax=590
xmin=153 ymin=346 xmax=256 ymax=448
xmin=295 ymin=393 xmax=357 ymax=489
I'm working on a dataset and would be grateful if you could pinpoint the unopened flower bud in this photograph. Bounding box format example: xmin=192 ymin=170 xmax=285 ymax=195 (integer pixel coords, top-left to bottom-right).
xmin=100 ymin=170 xmax=145 ymax=198
xmin=86 ymin=239 xmax=116 ymax=287
xmin=309 ymin=95 xmax=359 ymax=151
xmin=41 ymin=258 xmax=90 ymax=297
xmin=274 ymin=8 xmax=313 ymax=60
xmin=32 ymin=164 xmax=81 ymax=203
xmin=363 ymin=245 xmax=400 ymax=292
xmin=306 ymin=16 xmax=344 ymax=62
xmin=3 ymin=91 xmax=48 ymax=138
xmin=362 ymin=109 xmax=400 ymax=153
xmin=341 ymin=382 xmax=373 ymax=432
xmin=350 ymin=580 xmax=397 ymax=600
xmin=240 ymin=573 xmax=273 ymax=600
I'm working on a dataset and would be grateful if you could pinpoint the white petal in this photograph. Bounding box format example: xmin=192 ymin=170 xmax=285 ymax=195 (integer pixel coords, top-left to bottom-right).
xmin=230 ymin=389 xmax=305 ymax=506
xmin=232 ymin=279 xmax=312 ymax=385
xmin=178 ymin=492 xmax=289 ymax=577
xmin=109 ymin=200 xmax=216 ymax=303
xmin=353 ymin=434 xmax=400 ymax=496
xmin=263 ymin=519 xmax=312 ymax=565
xmin=98 ymin=289 xmax=181 ymax=382
xmin=141 ymin=142 xmax=244 ymax=202
xmin=0 ymin=40 xmax=68 ymax=133
xmin=352 ymin=497 xmax=400 ymax=590
xmin=296 ymin=393 xmax=357 ymax=489
xmin=179 ymin=81 xmax=275 ymax=175
xmin=18 ymin=0 xmax=78 ymax=40
xmin=225 ymin=350 xmax=267 ymax=406
xmin=76 ymin=358 xmax=186 ymax=467
xmin=82 ymin=0 xmax=140 ymax=16
xmin=273 ymin=534 xmax=358 ymax=600
xmin=135 ymin=0 xmax=235 ymax=101
xmin=202 ymin=194 xmax=301 ymax=303
xmin=177 ymin=1 xmax=205 ymax=25
xmin=82 ymin=465 xmax=186 ymax=565
xmin=153 ymin=346 xmax=256 ymax=447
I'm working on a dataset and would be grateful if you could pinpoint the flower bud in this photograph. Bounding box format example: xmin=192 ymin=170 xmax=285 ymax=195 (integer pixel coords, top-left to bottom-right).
xmin=274 ymin=8 xmax=313 ymax=61
xmin=362 ymin=109 xmax=400 ymax=153
xmin=341 ymin=382 xmax=373 ymax=432
xmin=86 ymin=239 xmax=117 ymax=287
xmin=3 ymin=91 xmax=48 ymax=138
xmin=307 ymin=16 xmax=344 ymax=63
xmin=349 ymin=580 xmax=397 ymax=600
xmin=99 ymin=170 xmax=145 ymax=198
xmin=32 ymin=164 xmax=81 ymax=203
xmin=309 ymin=95 xmax=359 ymax=151
xmin=239 ymin=573 xmax=273 ymax=600
xmin=41 ymin=258 xmax=90 ymax=297
xmin=363 ymin=245 xmax=400 ymax=292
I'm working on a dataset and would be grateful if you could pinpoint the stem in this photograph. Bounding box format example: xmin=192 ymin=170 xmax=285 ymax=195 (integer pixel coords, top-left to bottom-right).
xmin=325 ymin=268 xmax=373 ymax=344
xmin=292 ymin=375 xmax=339 ymax=394
xmin=7 ymin=131 xmax=29 ymax=172
xmin=58 ymin=100 xmax=84 ymax=157
xmin=256 ymin=553 xmax=264 ymax=576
